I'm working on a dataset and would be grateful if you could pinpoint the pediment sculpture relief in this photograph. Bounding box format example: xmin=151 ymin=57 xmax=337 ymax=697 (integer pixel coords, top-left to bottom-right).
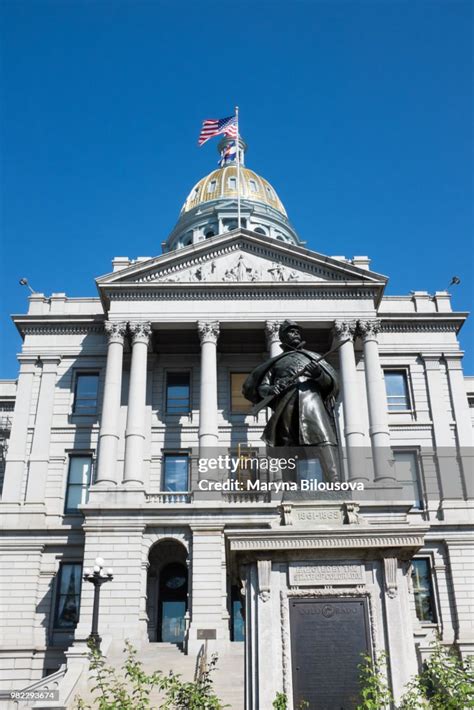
xmin=154 ymin=254 xmax=301 ymax=283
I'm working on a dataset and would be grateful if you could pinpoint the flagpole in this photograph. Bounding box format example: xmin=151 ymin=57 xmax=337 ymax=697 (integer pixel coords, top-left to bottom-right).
xmin=235 ymin=105 xmax=241 ymax=229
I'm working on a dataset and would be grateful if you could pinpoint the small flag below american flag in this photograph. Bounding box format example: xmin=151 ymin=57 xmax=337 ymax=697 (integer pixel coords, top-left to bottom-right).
xmin=219 ymin=141 xmax=237 ymax=166
xmin=198 ymin=115 xmax=238 ymax=146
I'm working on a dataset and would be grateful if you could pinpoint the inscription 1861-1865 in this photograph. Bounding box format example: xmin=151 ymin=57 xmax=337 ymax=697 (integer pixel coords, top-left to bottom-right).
xmin=289 ymin=597 xmax=371 ymax=710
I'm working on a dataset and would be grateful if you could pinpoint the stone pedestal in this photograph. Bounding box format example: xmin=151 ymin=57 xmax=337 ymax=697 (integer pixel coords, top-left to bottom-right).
xmin=227 ymin=510 xmax=427 ymax=709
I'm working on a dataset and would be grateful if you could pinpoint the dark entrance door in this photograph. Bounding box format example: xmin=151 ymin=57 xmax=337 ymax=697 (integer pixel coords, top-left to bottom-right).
xmin=158 ymin=562 xmax=188 ymax=644
xmin=290 ymin=597 xmax=371 ymax=710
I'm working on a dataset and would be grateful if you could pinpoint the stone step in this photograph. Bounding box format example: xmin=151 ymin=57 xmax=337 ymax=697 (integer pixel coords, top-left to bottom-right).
xmin=76 ymin=642 xmax=245 ymax=710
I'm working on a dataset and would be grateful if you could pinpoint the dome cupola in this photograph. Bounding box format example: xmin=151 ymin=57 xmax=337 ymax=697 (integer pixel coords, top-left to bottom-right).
xmin=164 ymin=137 xmax=301 ymax=252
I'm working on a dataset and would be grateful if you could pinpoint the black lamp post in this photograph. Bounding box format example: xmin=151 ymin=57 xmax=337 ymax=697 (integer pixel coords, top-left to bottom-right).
xmin=83 ymin=557 xmax=113 ymax=651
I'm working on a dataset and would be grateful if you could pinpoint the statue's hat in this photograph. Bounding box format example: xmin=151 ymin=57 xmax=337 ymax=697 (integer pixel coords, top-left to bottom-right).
xmin=279 ymin=320 xmax=302 ymax=340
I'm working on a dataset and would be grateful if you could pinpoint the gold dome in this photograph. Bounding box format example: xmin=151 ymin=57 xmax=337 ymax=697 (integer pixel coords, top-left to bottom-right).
xmin=180 ymin=165 xmax=288 ymax=217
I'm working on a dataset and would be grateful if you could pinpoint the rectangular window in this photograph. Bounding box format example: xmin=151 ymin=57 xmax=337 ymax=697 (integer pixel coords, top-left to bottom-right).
xmin=65 ymin=456 xmax=92 ymax=513
xmin=411 ymin=558 xmax=437 ymax=623
xmin=166 ymin=372 xmax=191 ymax=414
xmin=249 ymin=180 xmax=258 ymax=192
xmin=393 ymin=450 xmax=423 ymax=508
xmin=54 ymin=562 xmax=82 ymax=629
xmin=230 ymin=373 xmax=252 ymax=414
xmin=163 ymin=454 xmax=189 ymax=492
xmin=384 ymin=370 xmax=411 ymax=411
xmin=73 ymin=373 xmax=99 ymax=415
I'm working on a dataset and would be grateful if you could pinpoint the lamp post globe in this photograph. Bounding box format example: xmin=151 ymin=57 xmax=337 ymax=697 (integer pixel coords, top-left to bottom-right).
xmin=83 ymin=557 xmax=114 ymax=651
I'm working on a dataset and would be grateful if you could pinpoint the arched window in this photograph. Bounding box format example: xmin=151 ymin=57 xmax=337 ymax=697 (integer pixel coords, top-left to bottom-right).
xmin=205 ymin=230 xmax=215 ymax=239
xmin=254 ymin=227 xmax=267 ymax=235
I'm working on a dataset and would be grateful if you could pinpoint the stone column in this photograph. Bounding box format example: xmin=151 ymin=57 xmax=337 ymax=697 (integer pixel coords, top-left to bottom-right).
xmin=358 ymin=319 xmax=395 ymax=484
xmin=422 ymin=355 xmax=464 ymax=505
xmin=382 ymin=554 xmax=419 ymax=703
xmin=123 ymin=321 xmax=151 ymax=486
xmin=197 ymin=320 xmax=220 ymax=449
xmin=26 ymin=356 xmax=61 ymax=502
xmin=95 ymin=321 xmax=127 ymax=486
xmin=2 ymin=356 xmax=37 ymax=502
xmin=444 ymin=355 xmax=474 ymax=500
xmin=333 ymin=320 xmax=368 ymax=482
xmin=265 ymin=320 xmax=282 ymax=357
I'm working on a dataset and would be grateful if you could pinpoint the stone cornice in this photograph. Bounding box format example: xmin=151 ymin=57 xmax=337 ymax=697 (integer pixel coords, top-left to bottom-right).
xmin=13 ymin=316 xmax=105 ymax=338
xmin=104 ymin=284 xmax=381 ymax=301
xmin=226 ymin=525 xmax=428 ymax=554
xmin=380 ymin=317 xmax=466 ymax=334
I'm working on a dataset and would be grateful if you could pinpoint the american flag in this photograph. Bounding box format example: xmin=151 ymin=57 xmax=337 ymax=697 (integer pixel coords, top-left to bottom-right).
xmin=198 ymin=115 xmax=238 ymax=146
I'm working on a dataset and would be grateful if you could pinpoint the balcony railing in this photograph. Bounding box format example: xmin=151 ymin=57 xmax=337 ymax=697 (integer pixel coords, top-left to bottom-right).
xmin=222 ymin=491 xmax=271 ymax=503
xmin=146 ymin=492 xmax=192 ymax=504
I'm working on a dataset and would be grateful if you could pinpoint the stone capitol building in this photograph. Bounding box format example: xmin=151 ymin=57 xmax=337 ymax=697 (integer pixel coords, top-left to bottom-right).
xmin=0 ymin=136 xmax=472 ymax=710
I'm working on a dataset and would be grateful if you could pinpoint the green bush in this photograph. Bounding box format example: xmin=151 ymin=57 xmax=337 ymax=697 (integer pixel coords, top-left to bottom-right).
xmin=357 ymin=640 xmax=474 ymax=710
xmin=356 ymin=652 xmax=393 ymax=710
xmin=272 ymin=692 xmax=308 ymax=710
xmin=75 ymin=640 xmax=226 ymax=710
xmin=399 ymin=639 xmax=474 ymax=709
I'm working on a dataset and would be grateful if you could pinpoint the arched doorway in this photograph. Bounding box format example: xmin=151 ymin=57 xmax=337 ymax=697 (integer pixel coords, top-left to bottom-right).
xmin=147 ymin=539 xmax=188 ymax=644
xmin=158 ymin=562 xmax=188 ymax=643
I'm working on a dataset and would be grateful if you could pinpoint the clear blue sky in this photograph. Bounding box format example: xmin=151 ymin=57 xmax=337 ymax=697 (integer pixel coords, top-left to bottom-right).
xmin=1 ymin=0 xmax=472 ymax=378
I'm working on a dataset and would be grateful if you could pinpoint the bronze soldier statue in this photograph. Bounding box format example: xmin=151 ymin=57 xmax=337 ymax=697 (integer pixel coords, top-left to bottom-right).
xmin=242 ymin=320 xmax=340 ymax=482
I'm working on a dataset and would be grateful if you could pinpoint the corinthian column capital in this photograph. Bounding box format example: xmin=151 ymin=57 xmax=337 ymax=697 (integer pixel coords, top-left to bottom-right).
xmin=128 ymin=321 xmax=152 ymax=345
xmin=265 ymin=320 xmax=281 ymax=347
xmin=197 ymin=320 xmax=220 ymax=345
xmin=333 ymin=319 xmax=357 ymax=343
xmin=357 ymin=318 xmax=382 ymax=342
xmin=104 ymin=320 xmax=128 ymax=344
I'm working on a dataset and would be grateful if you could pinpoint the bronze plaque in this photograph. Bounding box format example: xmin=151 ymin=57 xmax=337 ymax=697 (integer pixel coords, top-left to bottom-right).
xmin=197 ymin=628 xmax=216 ymax=640
xmin=290 ymin=597 xmax=370 ymax=710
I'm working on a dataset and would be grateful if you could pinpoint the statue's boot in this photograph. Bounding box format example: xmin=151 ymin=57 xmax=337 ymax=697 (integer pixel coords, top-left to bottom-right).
xmin=318 ymin=443 xmax=339 ymax=483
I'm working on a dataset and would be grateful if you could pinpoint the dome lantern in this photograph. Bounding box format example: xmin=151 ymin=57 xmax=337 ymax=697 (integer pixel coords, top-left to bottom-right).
xmin=217 ymin=135 xmax=247 ymax=166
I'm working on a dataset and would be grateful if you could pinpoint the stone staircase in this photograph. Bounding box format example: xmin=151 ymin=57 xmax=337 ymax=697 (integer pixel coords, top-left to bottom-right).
xmin=10 ymin=641 xmax=245 ymax=710
xmin=139 ymin=642 xmax=245 ymax=710
xmin=76 ymin=641 xmax=245 ymax=710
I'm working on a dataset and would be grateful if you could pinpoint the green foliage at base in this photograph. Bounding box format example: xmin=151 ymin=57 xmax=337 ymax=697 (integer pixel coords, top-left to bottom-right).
xmin=75 ymin=640 xmax=226 ymax=710
xmin=357 ymin=639 xmax=474 ymax=710
xmin=356 ymin=652 xmax=393 ymax=710
xmin=272 ymin=692 xmax=308 ymax=710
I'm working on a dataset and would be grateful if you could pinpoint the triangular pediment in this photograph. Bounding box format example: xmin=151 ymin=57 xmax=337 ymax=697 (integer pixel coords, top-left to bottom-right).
xmin=97 ymin=230 xmax=387 ymax=289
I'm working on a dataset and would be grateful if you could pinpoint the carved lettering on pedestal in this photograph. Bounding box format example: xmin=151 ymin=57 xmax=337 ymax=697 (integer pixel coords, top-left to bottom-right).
xmin=293 ymin=507 xmax=343 ymax=527
xmin=289 ymin=561 xmax=365 ymax=587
